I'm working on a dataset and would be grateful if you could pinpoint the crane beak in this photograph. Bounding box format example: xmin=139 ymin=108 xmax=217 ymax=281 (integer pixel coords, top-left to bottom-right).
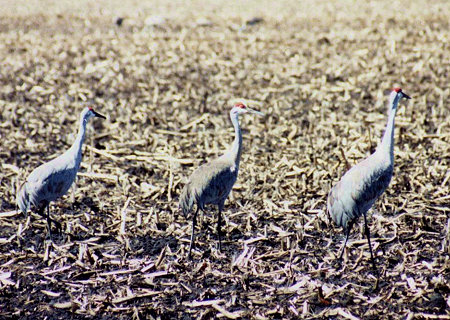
xmin=248 ymin=108 xmax=265 ymax=116
xmin=93 ymin=110 xmax=106 ymax=119
xmin=402 ymin=93 xmax=411 ymax=100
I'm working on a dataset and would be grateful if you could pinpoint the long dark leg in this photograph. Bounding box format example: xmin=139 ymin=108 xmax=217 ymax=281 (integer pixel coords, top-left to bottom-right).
xmin=188 ymin=207 xmax=200 ymax=259
xmin=217 ymin=204 xmax=223 ymax=252
xmin=48 ymin=205 xmax=62 ymax=236
xmin=363 ymin=212 xmax=377 ymax=271
xmin=46 ymin=205 xmax=53 ymax=239
xmin=35 ymin=201 xmax=51 ymax=239
xmin=338 ymin=224 xmax=352 ymax=260
xmin=35 ymin=202 xmax=60 ymax=240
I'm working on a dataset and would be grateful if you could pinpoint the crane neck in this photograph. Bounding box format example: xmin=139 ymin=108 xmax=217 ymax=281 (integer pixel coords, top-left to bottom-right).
xmin=69 ymin=115 xmax=89 ymax=166
xmin=378 ymin=94 xmax=401 ymax=162
xmin=229 ymin=111 xmax=242 ymax=167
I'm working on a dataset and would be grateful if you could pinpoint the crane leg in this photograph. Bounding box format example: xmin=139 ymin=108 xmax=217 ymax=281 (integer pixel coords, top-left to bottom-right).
xmin=338 ymin=224 xmax=352 ymax=260
xmin=363 ymin=212 xmax=377 ymax=271
xmin=46 ymin=205 xmax=53 ymax=239
xmin=36 ymin=202 xmax=61 ymax=240
xmin=188 ymin=207 xmax=199 ymax=259
xmin=35 ymin=202 xmax=52 ymax=239
xmin=217 ymin=205 xmax=223 ymax=252
xmin=47 ymin=205 xmax=62 ymax=236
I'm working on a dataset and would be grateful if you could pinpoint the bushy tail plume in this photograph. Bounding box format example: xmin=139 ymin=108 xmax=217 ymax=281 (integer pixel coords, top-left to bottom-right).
xmin=179 ymin=184 xmax=194 ymax=218
xmin=16 ymin=182 xmax=30 ymax=215
xmin=327 ymin=185 xmax=352 ymax=231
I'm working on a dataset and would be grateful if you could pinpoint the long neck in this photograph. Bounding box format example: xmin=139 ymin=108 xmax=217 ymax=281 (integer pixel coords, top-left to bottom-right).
xmin=69 ymin=116 xmax=88 ymax=166
xmin=229 ymin=112 xmax=242 ymax=167
xmin=378 ymin=95 xmax=400 ymax=162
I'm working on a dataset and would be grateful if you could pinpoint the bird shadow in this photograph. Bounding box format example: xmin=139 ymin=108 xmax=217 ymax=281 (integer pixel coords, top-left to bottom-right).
xmin=129 ymin=234 xmax=179 ymax=258
xmin=71 ymin=196 xmax=101 ymax=214
xmin=1 ymin=199 xmax=17 ymax=212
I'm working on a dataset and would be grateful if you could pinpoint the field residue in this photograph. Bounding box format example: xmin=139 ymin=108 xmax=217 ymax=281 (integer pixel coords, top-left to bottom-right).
xmin=0 ymin=0 xmax=449 ymax=319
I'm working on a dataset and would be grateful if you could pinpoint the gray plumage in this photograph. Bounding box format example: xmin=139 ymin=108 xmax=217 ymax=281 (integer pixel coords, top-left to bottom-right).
xmin=327 ymin=88 xmax=411 ymax=270
xmin=17 ymin=107 xmax=106 ymax=237
xmin=180 ymin=101 xmax=264 ymax=257
xmin=180 ymin=160 xmax=237 ymax=215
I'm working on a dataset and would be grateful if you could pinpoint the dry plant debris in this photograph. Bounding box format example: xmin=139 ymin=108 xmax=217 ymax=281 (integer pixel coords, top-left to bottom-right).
xmin=0 ymin=0 xmax=449 ymax=319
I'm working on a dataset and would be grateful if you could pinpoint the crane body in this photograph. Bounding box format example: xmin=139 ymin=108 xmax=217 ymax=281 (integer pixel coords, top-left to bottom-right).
xmin=327 ymin=88 xmax=411 ymax=269
xmin=180 ymin=101 xmax=263 ymax=258
xmin=17 ymin=107 xmax=106 ymax=238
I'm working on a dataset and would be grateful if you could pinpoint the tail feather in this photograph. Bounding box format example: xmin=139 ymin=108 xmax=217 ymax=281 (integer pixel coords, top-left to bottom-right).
xmin=179 ymin=184 xmax=194 ymax=218
xmin=16 ymin=182 xmax=30 ymax=214
xmin=327 ymin=184 xmax=350 ymax=230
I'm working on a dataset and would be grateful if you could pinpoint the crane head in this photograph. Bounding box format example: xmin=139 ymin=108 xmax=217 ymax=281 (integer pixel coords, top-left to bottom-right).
xmin=391 ymin=87 xmax=411 ymax=100
xmin=231 ymin=102 xmax=264 ymax=116
xmin=85 ymin=106 xmax=107 ymax=119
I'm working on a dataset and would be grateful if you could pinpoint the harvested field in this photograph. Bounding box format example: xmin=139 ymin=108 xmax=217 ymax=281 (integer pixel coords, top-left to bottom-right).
xmin=0 ymin=0 xmax=449 ymax=319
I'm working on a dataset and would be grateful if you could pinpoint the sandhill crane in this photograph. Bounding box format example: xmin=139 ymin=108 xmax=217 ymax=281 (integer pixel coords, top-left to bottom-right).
xmin=327 ymin=88 xmax=411 ymax=270
xmin=179 ymin=101 xmax=264 ymax=258
xmin=17 ymin=106 xmax=106 ymax=238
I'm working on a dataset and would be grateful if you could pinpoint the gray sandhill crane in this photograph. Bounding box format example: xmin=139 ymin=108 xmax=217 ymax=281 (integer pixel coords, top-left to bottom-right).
xmin=17 ymin=106 xmax=106 ymax=238
xmin=327 ymin=88 xmax=411 ymax=270
xmin=179 ymin=101 xmax=264 ymax=258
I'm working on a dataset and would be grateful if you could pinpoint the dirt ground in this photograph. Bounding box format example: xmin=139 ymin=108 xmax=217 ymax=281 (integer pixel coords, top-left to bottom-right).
xmin=0 ymin=0 xmax=449 ymax=319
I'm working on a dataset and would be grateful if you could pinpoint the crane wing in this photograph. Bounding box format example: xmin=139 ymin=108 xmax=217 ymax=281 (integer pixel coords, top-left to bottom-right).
xmin=188 ymin=160 xmax=238 ymax=206
xmin=25 ymin=160 xmax=78 ymax=203
xmin=328 ymin=156 xmax=393 ymax=229
xmin=349 ymin=164 xmax=393 ymax=208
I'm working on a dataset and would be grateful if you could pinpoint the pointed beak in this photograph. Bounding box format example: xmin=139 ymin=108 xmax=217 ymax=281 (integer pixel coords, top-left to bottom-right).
xmin=93 ymin=110 xmax=106 ymax=119
xmin=248 ymin=107 xmax=265 ymax=116
xmin=402 ymin=92 xmax=411 ymax=100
